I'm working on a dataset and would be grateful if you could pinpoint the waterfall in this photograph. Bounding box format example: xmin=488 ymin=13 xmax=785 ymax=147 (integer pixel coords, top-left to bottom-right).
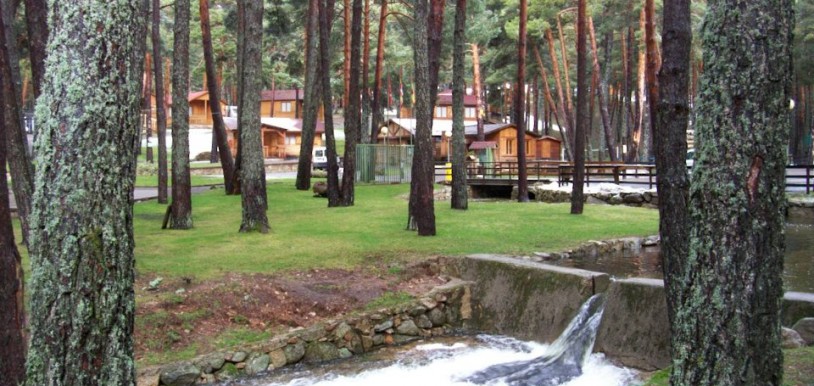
xmin=461 ymin=294 xmax=607 ymax=386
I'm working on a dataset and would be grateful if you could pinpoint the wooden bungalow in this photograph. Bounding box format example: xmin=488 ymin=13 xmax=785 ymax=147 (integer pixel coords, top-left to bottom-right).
xmin=182 ymin=90 xmax=228 ymax=126
xmin=224 ymin=117 xmax=325 ymax=159
xmin=464 ymin=123 xmax=554 ymax=162
xmin=537 ymin=135 xmax=562 ymax=160
xmin=434 ymin=90 xmax=479 ymax=122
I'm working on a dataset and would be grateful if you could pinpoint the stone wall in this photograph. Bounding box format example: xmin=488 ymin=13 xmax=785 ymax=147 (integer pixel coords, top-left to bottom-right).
xmin=138 ymin=280 xmax=472 ymax=386
xmin=190 ymin=160 xmax=300 ymax=176
xmin=514 ymin=184 xmax=659 ymax=208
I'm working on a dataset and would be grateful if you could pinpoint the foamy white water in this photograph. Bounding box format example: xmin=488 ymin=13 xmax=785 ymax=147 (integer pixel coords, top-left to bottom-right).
xmin=236 ymin=335 xmax=638 ymax=386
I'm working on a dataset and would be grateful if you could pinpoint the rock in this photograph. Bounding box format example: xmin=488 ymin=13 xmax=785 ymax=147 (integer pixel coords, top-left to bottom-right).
xmin=416 ymin=314 xmax=433 ymax=329
xmin=159 ymin=363 xmax=200 ymax=386
xmin=396 ymin=320 xmax=421 ymax=336
xmin=361 ymin=335 xmax=374 ymax=351
xmin=214 ymin=363 xmax=239 ymax=380
xmin=782 ymin=327 xmax=806 ymax=349
xmin=792 ymin=317 xmax=814 ymax=345
xmin=339 ymin=348 xmax=353 ymax=359
xmin=197 ymin=374 xmax=215 ymax=384
xmin=313 ymin=181 xmax=328 ymax=197
xmin=300 ymin=325 xmax=327 ymax=342
xmin=420 ymin=297 xmax=438 ymax=309
xmin=245 ymin=354 xmax=270 ymax=375
xmin=392 ymin=334 xmax=419 ymax=345
xmin=410 ymin=305 xmax=428 ymax=317
xmin=284 ymin=341 xmax=306 ymax=364
xmin=586 ymin=196 xmax=609 ymax=205
xmin=193 ymin=354 xmax=225 ymax=374
xmin=229 ymin=351 xmax=248 ymax=363
xmin=428 ymin=307 xmax=447 ymax=327
xmin=136 ymin=374 xmax=159 ymax=386
xmin=147 ymin=277 xmax=163 ymax=291
xmin=304 ymin=342 xmax=341 ymax=363
xmin=334 ymin=322 xmax=353 ymax=341
xmin=609 ymin=194 xmax=624 ymax=205
xmin=642 ymin=235 xmax=660 ymax=247
xmin=643 ymin=191 xmax=653 ymax=202
xmin=373 ymin=319 xmax=394 ymax=332
xmin=269 ymin=349 xmax=288 ymax=369
xmin=372 ymin=334 xmax=385 ymax=346
xmin=622 ymin=193 xmax=645 ymax=204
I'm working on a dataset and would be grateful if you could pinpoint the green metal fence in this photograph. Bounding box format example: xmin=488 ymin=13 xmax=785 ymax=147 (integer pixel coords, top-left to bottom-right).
xmin=356 ymin=144 xmax=414 ymax=184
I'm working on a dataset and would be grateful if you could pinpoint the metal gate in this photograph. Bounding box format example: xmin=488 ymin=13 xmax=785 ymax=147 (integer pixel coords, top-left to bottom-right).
xmin=356 ymin=144 xmax=413 ymax=184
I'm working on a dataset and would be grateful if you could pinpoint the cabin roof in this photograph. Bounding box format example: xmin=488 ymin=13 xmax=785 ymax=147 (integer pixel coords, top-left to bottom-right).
xmin=223 ymin=117 xmax=324 ymax=134
xmin=436 ymin=90 xmax=478 ymax=106
xmin=260 ymin=89 xmax=303 ymax=102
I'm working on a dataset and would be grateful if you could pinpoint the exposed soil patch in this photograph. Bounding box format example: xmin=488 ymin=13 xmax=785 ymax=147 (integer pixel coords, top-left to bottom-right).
xmin=134 ymin=260 xmax=447 ymax=365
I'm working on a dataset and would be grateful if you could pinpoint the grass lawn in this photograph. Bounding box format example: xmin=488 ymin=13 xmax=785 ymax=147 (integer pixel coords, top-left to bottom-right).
xmin=134 ymin=175 xmax=223 ymax=188
xmin=132 ymin=180 xmax=658 ymax=279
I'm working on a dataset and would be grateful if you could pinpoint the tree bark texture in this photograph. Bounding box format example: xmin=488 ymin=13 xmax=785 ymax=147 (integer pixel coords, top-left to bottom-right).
xmin=24 ymin=0 xmax=47 ymax=98
xmin=143 ymin=53 xmax=154 ymax=163
xmin=296 ymin=0 xmax=322 ymax=191
xmin=450 ymin=0 xmax=467 ymax=210
xmin=427 ymin=0 xmax=445 ymax=111
xmin=153 ymin=0 xmax=168 ymax=204
xmin=360 ymin=0 xmax=371 ymax=144
xmin=408 ymin=0 xmax=435 ymax=236
xmin=343 ymin=0 xmax=351 ymax=109
xmin=670 ymin=0 xmax=793 ymax=384
xmin=654 ymin=0 xmax=691 ymax=373
xmin=168 ymin=0 xmax=193 ymax=230
xmin=472 ymin=43 xmax=484 ymax=141
xmin=0 ymin=0 xmax=34 ymax=244
xmin=515 ymin=0 xmax=528 ymax=202
xmin=546 ymin=29 xmax=574 ymax=159
xmin=0 ymin=65 xmax=25 ymax=386
xmin=237 ymin=0 xmax=269 ymax=233
xmin=319 ymin=0 xmax=341 ymax=206
xmin=23 ymin=0 xmax=147 ymax=384
xmin=370 ymin=0 xmax=387 ymax=137
xmin=570 ymin=0 xmax=586 ymax=214
xmin=339 ymin=0 xmax=363 ymax=206
xmin=200 ymin=0 xmax=237 ymax=194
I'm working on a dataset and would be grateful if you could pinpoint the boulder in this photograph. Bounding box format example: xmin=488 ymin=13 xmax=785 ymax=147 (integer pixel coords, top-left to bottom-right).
xmin=396 ymin=320 xmax=421 ymax=336
xmin=312 ymin=182 xmax=328 ymax=197
xmin=193 ymin=354 xmax=225 ymax=374
xmin=586 ymin=196 xmax=609 ymax=205
xmin=229 ymin=351 xmax=247 ymax=363
xmin=792 ymin=317 xmax=814 ymax=345
xmin=782 ymin=327 xmax=806 ymax=349
xmin=373 ymin=319 xmax=394 ymax=332
xmin=269 ymin=349 xmax=288 ymax=369
xmin=304 ymin=342 xmax=341 ymax=363
xmin=622 ymin=193 xmax=645 ymax=204
xmin=284 ymin=341 xmax=306 ymax=364
xmin=416 ymin=314 xmax=433 ymax=329
xmin=245 ymin=354 xmax=270 ymax=375
xmin=159 ymin=363 xmax=200 ymax=386
xmin=428 ymin=307 xmax=447 ymax=327
xmin=609 ymin=194 xmax=624 ymax=205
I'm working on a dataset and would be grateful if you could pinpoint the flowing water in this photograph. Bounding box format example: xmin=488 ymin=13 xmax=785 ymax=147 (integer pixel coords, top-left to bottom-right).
xmin=219 ymin=295 xmax=639 ymax=386
xmin=550 ymin=222 xmax=814 ymax=293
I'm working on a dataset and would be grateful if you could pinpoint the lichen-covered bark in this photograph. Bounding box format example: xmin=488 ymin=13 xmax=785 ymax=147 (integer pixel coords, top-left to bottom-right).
xmin=0 ymin=0 xmax=34 ymax=244
xmin=237 ymin=0 xmax=269 ymax=233
xmin=0 ymin=70 xmax=25 ymax=386
xmin=450 ymin=0 xmax=467 ymax=211
xmin=370 ymin=0 xmax=387 ymax=136
xmin=670 ymin=0 xmax=793 ymax=384
xmin=23 ymin=0 xmax=147 ymax=384
xmin=295 ymin=0 xmax=321 ymax=191
xmin=169 ymin=0 xmax=193 ymax=230
xmin=152 ymin=0 xmax=168 ymax=204
xmin=407 ymin=0 xmax=435 ymax=236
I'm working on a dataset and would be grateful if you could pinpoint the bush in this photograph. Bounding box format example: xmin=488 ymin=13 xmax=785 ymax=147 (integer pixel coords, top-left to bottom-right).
xmin=194 ymin=152 xmax=212 ymax=161
xmin=137 ymin=162 xmax=158 ymax=176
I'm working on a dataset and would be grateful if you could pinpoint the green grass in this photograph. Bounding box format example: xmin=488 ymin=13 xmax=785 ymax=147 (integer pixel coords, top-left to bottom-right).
xmin=643 ymin=347 xmax=814 ymax=386
xmin=214 ymin=327 xmax=272 ymax=350
xmin=365 ymin=291 xmax=415 ymax=310
xmin=132 ymin=180 xmax=658 ymax=279
xmin=134 ymin=175 xmax=222 ymax=188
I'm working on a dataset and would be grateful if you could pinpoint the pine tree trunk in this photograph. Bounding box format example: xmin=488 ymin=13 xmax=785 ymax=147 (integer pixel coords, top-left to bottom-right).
xmin=200 ymin=0 xmax=236 ymax=193
xmin=450 ymin=0 xmax=467 ymax=210
xmin=588 ymin=17 xmax=616 ymax=162
xmin=654 ymin=0 xmax=690 ymax=368
xmin=237 ymin=0 xmax=269 ymax=233
xmin=143 ymin=53 xmax=154 ymax=163
xmin=318 ymin=0 xmax=341 ymax=206
xmin=670 ymin=0 xmax=792 ymax=383
xmin=0 ymin=1 xmax=34 ymax=245
xmin=407 ymin=0 xmax=435 ymax=236
xmin=0 ymin=62 xmax=25 ymax=386
xmin=168 ymin=0 xmax=193 ymax=230
xmin=295 ymin=0 xmax=322 ymax=191
xmin=472 ymin=43 xmax=485 ymax=141
xmin=360 ymin=0 xmax=371 ymax=144
xmin=153 ymin=0 xmax=168 ymax=204
xmin=515 ymin=0 xmax=529 ymax=202
xmin=24 ymin=0 xmax=47 ymax=98
xmin=546 ymin=29 xmax=574 ymax=159
xmin=23 ymin=0 xmax=147 ymax=383
xmin=371 ymin=0 xmax=387 ymax=137
xmin=339 ymin=0 xmax=363 ymax=206
xmin=570 ymin=0 xmax=586 ymax=214
xmin=427 ymin=0 xmax=445 ymax=110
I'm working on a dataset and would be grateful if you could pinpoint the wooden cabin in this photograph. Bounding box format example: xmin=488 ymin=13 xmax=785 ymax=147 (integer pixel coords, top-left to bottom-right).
xmin=537 ymin=136 xmax=562 ymax=160
xmin=464 ymin=123 xmax=547 ymax=162
xmin=434 ymin=90 xmax=479 ymax=122
xmin=184 ymin=90 xmax=227 ymax=126
xmin=260 ymin=89 xmax=325 ymax=120
xmin=224 ymin=117 xmax=324 ymax=159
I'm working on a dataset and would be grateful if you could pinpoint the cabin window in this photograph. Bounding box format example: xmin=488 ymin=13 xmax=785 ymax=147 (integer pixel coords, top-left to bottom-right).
xmin=506 ymin=139 xmax=515 ymax=155
xmin=465 ymin=107 xmax=476 ymax=118
xmin=435 ymin=106 xmax=448 ymax=118
xmin=286 ymin=135 xmax=297 ymax=145
xmin=526 ymin=140 xmax=534 ymax=155
xmin=281 ymin=102 xmax=292 ymax=113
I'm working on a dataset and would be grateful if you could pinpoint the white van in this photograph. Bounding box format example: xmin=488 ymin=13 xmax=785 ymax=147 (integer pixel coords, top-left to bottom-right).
xmin=313 ymin=146 xmax=328 ymax=170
